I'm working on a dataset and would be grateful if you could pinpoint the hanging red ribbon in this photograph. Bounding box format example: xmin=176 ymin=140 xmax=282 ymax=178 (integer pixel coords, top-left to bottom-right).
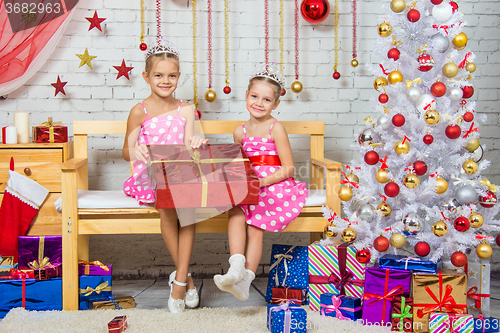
xmin=340 ymin=171 xmax=360 ymax=188
xmin=294 ymin=0 xmax=299 ymax=80
xmin=379 ymin=155 xmax=388 ymax=169
xmin=423 ymin=100 xmax=436 ymax=110
xmin=380 ymin=195 xmax=387 ymax=201
xmin=467 ymin=286 xmax=490 ymax=310
xmin=363 ymin=268 xmax=404 ymax=323
xmin=379 ymin=64 xmax=389 ymax=75
xmin=432 ymin=25 xmax=449 ymax=34
xmin=440 ymin=211 xmax=450 ymax=221
xmin=462 ymin=122 xmax=478 ymax=138
xmin=458 ymin=52 xmax=472 ymax=68
xmin=402 ymin=136 xmax=411 ymax=144
xmin=207 ymin=0 xmax=213 ymax=89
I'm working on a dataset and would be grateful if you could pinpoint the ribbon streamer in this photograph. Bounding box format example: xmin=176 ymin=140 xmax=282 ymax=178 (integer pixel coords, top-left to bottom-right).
xmin=467 ymin=286 xmax=490 ymax=310
xmin=463 ymin=122 xmax=478 ymax=138
xmin=405 ymin=78 xmax=421 ymax=89
xmin=479 ymin=178 xmax=498 ymax=193
xmin=459 ymin=52 xmax=472 ymax=68
xmin=269 ymin=246 xmax=297 ymax=287
xmin=432 ymin=25 xmax=449 ymax=33
xmin=379 ymin=64 xmax=389 ymax=75
xmin=379 ymin=155 xmax=388 ymax=169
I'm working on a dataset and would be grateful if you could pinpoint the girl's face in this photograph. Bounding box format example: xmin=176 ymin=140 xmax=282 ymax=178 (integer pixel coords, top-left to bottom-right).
xmin=142 ymin=58 xmax=180 ymax=98
xmin=245 ymin=81 xmax=280 ymax=120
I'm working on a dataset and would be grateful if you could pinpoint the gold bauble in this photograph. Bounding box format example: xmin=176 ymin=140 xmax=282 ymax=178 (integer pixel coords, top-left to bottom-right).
xmin=341 ymin=227 xmax=357 ymax=242
xmin=469 ymin=212 xmax=484 ymax=228
xmin=442 ymin=62 xmax=459 ymax=78
xmin=376 ymin=169 xmax=390 ymax=183
xmin=377 ymin=201 xmax=392 ymax=217
xmin=390 ymin=0 xmax=406 ymax=12
xmin=346 ymin=173 xmax=359 ymax=184
xmin=324 ymin=223 xmax=338 ymax=238
xmin=462 ymin=159 xmax=478 ymax=175
xmin=374 ymin=76 xmax=389 ymax=91
xmin=388 ymin=70 xmax=404 ymax=84
xmin=338 ymin=186 xmax=354 ymax=201
xmin=378 ymin=21 xmax=393 ymax=37
xmin=476 ymin=243 xmax=493 ymax=259
xmin=424 ymin=110 xmax=440 ymax=125
xmin=432 ymin=220 xmax=448 ymax=237
xmin=291 ymin=81 xmax=303 ymax=93
xmin=466 ymin=62 xmax=476 ymax=73
xmin=395 ymin=140 xmax=410 ymax=154
xmin=390 ymin=233 xmax=406 ymax=249
xmin=351 ymin=59 xmax=359 ymax=67
xmin=434 ymin=176 xmax=448 ymax=194
xmin=204 ymin=89 xmax=217 ymax=102
xmin=466 ymin=138 xmax=480 ymax=152
xmin=452 ymin=33 xmax=468 ymax=49
xmin=404 ymin=173 xmax=420 ymax=189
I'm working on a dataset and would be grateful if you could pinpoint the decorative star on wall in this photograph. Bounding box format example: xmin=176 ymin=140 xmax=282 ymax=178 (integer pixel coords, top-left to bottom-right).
xmin=51 ymin=75 xmax=67 ymax=96
xmin=113 ymin=60 xmax=134 ymax=80
xmin=468 ymin=269 xmax=477 ymax=279
xmin=85 ymin=10 xmax=106 ymax=32
xmin=76 ymin=48 xmax=97 ymax=69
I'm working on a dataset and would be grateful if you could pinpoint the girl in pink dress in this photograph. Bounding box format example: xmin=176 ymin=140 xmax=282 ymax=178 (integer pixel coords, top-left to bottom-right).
xmin=214 ymin=64 xmax=308 ymax=301
xmin=122 ymin=40 xmax=207 ymax=314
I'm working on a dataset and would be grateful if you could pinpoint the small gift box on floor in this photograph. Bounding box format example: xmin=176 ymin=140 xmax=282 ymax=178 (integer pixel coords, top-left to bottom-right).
xmin=32 ymin=117 xmax=68 ymax=143
xmin=79 ymin=275 xmax=112 ymax=310
xmin=308 ymin=242 xmax=368 ymax=311
xmin=78 ymin=260 xmax=112 ymax=276
xmin=91 ymin=295 xmax=135 ymax=310
xmin=32 ymin=263 xmax=62 ymax=281
xmin=265 ymin=244 xmax=309 ymax=305
xmin=147 ymin=144 xmax=259 ymax=209
xmin=17 ymin=235 xmax=62 ymax=270
xmin=429 ymin=313 xmax=474 ymax=333
xmin=271 ymin=287 xmax=304 ymax=305
xmin=379 ymin=254 xmax=441 ymax=274
xmin=267 ymin=302 xmax=307 ymax=333
xmin=108 ymin=315 xmax=128 ymax=333
xmin=319 ymin=293 xmax=362 ymax=321
xmin=391 ymin=296 xmax=413 ymax=332
xmin=0 ymin=256 xmax=17 ymax=275
xmin=474 ymin=317 xmax=499 ymax=333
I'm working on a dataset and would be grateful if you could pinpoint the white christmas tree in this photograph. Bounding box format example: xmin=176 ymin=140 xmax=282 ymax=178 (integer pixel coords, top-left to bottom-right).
xmin=323 ymin=0 xmax=500 ymax=267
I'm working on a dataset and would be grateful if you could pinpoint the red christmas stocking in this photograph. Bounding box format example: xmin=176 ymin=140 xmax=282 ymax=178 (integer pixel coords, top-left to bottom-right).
xmin=0 ymin=169 xmax=49 ymax=261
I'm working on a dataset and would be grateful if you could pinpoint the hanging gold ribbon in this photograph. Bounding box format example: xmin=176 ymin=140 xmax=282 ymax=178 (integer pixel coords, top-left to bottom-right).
xmin=392 ymin=35 xmax=403 ymax=46
xmin=416 ymin=45 xmax=429 ymax=54
xmin=34 ymin=117 xmax=62 ymax=143
xmin=28 ymin=256 xmax=51 ymax=270
xmin=479 ymin=178 xmax=498 ymax=193
xmin=405 ymin=78 xmax=421 ymax=89
xmin=364 ymin=117 xmax=375 ymax=126
xmin=79 ymin=281 xmax=112 ymax=296
xmin=78 ymin=260 xmax=110 ymax=275
xmin=383 ymin=106 xmax=391 ymax=114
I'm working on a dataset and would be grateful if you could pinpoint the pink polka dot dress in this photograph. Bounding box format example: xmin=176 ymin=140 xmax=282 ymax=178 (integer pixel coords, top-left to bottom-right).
xmin=238 ymin=121 xmax=308 ymax=232
xmin=123 ymin=101 xmax=186 ymax=204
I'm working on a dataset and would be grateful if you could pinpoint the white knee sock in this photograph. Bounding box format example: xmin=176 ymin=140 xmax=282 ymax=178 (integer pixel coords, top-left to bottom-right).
xmin=214 ymin=269 xmax=255 ymax=301
xmin=216 ymin=254 xmax=246 ymax=286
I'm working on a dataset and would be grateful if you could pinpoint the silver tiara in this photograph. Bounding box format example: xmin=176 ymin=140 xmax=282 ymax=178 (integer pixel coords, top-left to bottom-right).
xmin=250 ymin=63 xmax=285 ymax=89
xmin=145 ymin=39 xmax=180 ymax=59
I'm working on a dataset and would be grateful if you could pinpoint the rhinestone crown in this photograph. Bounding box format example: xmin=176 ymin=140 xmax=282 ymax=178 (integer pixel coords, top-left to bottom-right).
xmin=145 ymin=39 xmax=180 ymax=59
xmin=250 ymin=63 xmax=285 ymax=89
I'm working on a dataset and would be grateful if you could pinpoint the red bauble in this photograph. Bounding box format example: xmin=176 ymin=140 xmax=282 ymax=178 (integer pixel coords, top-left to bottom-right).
xmin=407 ymin=9 xmax=421 ymax=22
xmin=454 ymin=216 xmax=470 ymax=232
xmin=423 ymin=134 xmax=434 ymax=145
xmin=356 ymin=248 xmax=372 ymax=264
xmin=415 ymin=241 xmax=431 ymax=257
xmin=223 ymin=86 xmax=231 ymax=94
xmin=496 ymin=234 xmax=500 ymax=247
xmin=413 ymin=160 xmax=428 ymax=176
xmin=281 ymin=88 xmax=286 ymax=96
xmin=417 ymin=53 xmax=434 ymax=72
xmin=463 ymin=111 xmax=474 ymax=122
xmin=364 ymin=151 xmax=380 ymax=165
xmin=332 ymin=71 xmax=341 ymax=80
xmin=384 ymin=182 xmax=400 ymax=197
xmin=374 ymin=236 xmax=390 ymax=252
xmin=300 ymin=0 xmax=330 ymax=23
xmin=462 ymin=86 xmax=474 ymax=99
xmin=388 ymin=48 xmax=400 ymax=61
xmin=392 ymin=113 xmax=405 ymax=127
xmin=445 ymin=125 xmax=461 ymax=139
xmin=450 ymin=251 xmax=467 ymax=267
xmin=139 ymin=43 xmax=148 ymax=51
xmin=194 ymin=109 xmax=202 ymax=120
xmin=379 ymin=93 xmax=389 ymax=103
xmin=450 ymin=1 xmax=458 ymax=12
xmin=479 ymin=190 xmax=498 ymax=208
xmin=431 ymin=81 xmax=447 ymax=97
xmin=431 ymin=0 xmax=443 ymax=4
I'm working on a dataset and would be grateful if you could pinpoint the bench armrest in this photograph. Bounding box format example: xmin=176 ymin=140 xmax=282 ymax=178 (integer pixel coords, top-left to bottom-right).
xmin=310 ymin=157 xmax=341 ymax=214
xmin=311 ymin=157 xmax=342 ymax=170
xmin=61 ymin=157 xmax=88 ymax=171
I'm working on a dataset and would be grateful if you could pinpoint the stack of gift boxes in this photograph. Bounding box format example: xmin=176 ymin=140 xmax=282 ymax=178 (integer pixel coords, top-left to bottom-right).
xmin=0 ymin=236 xmax=134 ymax=318
xmin=265 ymin=241 xmax=498 ymax=333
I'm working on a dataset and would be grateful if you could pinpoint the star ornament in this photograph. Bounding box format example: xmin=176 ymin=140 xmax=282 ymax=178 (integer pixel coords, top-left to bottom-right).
xmin=113 ymin=60 xmax=134 ymax=80
xmin=85 ymin=10 xmax=106 ymax=32
xmin=51 ymin=76 xmax=67 ymax=96
xmin=76 ymin=48 xmax=97 ymax=69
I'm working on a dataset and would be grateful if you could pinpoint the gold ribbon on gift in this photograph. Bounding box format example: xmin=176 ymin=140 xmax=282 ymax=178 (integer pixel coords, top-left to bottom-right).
xmin=79 ymin=281 xmax=112 ymax=296
xmin=405 ymin=78 xmax=421 ymax=89
xmin=34 ymin=117 xmax=62 ymax=143
xmin=151 ymin=149 xmax=249 ymax=207
xmin=78 ymin=260 xmax=110 ymax=275
xmin=28 ymin=256 xmax=51 ymax=269
xmin=479 ymin=178 xmax=498 ymax=193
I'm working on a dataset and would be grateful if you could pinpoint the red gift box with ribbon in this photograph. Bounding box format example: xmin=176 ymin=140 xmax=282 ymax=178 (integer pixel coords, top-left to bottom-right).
xmin=108 ymin=315 xmax=128 ymax=333
xmin=32 ymin=117 xmax=68 ymax=143
xmin=271 ymin=287 xmax=303 ymax=305
xmin=391 ymin=296 xmax=414 ymax=332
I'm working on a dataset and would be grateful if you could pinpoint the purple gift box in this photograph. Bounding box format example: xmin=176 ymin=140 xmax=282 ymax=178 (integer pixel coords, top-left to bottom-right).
xmin=78 ymin=261 xmax=112 ymax=276
xmin=361 ymin=267 xmax=412 ymax=327
xmin=18 ymin=236 xmax=62 ymax=270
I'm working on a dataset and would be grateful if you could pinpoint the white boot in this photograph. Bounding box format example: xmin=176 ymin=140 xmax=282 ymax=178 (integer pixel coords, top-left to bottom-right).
xmin=214 ymin=269 xmax=255 ymax=301
xmin=213 ymin=254 xmax=246 ymax=286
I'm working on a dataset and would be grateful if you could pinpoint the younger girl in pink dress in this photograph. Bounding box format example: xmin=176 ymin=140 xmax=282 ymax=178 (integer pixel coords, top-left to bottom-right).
xmin=214 ymin=64 xmax=308 ymax=300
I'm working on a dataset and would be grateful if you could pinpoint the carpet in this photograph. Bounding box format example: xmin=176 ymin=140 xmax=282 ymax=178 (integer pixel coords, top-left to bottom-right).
xmin=0 ymin=306 xmax=392 ymax=333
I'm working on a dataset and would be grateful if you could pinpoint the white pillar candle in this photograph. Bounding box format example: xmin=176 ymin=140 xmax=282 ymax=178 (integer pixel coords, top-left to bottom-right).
xmin=13 ymin=110 xmax=29 ymax=143
xmin=5 ymin=126 xmax=17 ymax=144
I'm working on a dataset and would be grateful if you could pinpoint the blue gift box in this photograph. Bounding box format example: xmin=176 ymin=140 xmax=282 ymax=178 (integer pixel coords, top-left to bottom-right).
xmin=475 ymin=317 xmax=499 ymax=333
xmin=267 ymin=303 xmax=307 ymax=333
xmin=379 ymin=254 xmax=441 ymax=274
xmin=79 ymin=275 xmax=112 ymax=310
xmin=0 ymin=277 xmax=62 ymax=319
xmin=319 ymin=293 xmax=362 ymax=321
xmin=265 ymin=244 xmax=309 ymax=305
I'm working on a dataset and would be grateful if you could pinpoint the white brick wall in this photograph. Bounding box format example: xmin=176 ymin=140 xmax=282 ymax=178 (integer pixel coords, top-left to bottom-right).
xmin=1 ymin=0 xmax=499 ymax=277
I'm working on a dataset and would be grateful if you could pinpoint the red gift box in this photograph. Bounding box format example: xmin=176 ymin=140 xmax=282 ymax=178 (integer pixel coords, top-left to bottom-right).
xmin=147 ymin=144 xmax=259 ymax=209
xmin=271 ymin=287 xmax=303 ymax=305
xmin=32 ymin=117 xmax=68 ymax=143
xmin=391 ymin=296 xmax=413 ymax=332
xmin=108 ymin=315 xmax=128 ymax=333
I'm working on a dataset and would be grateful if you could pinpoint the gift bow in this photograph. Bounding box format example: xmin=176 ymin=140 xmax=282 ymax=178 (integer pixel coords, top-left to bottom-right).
xmin=36 ymin=117 xmax=63 ymax=143
xmin=320 ymin=295 xmax=357 ymax=320
xmin=392 ymin=296 xmax=412 ymax=332
xmin=451 ymin=176 xmax=475 ymax=187
xmin=79 ymin=281 xmax=112 ymax=296
xmin=467 ymin=286 xmax=490 ymax=310
xmin=405 ymin=78 xmax=421 ymax=89
xmin=463 ymin=122 xmax=478 ymax=138
xmin=269 ymin=246 xmax=296 ymax=287
xmin=267 ymin=300 xmax=298 ymax=333
xmin=396 ymin=255 xmax=420 ymax=270
xmin=479 ymin=178 xmax=498 ymax=193
xmin=78 ymin=260 xmax=110 ymax=274
xmin=340 ymin=171 xmax=360 ymax=188
xmin=363 ymin=285 xmax=405 ymax=306
xmin=28 ymin=256 xmax=51 ymax=269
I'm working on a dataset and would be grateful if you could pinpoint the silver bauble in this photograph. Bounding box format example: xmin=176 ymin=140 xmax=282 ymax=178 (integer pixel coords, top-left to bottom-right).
xmin=442 ymin=198 xmax=461 ymax=213
xmin=403 ymin=214 xmax=423 ymax=235
xmin=356 ymin=204 xmax=376 ymax=220
xmin=377 ymin=115 xmax=392 ymax=130
xmin=358 ymin=128 xmax=379 ymax=146
xmin=455 ymin=185 xmax=479 ymax=205
xmin=430 ymin=33 xmax=450 ymax=53
xmin=449 ymin=87 xmax=463 ymax=102
xmin=406 ymin=87 xmax=421 ymax=102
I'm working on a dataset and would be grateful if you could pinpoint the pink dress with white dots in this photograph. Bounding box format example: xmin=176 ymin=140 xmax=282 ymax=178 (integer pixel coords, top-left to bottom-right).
xmin=238 ymin=121 xmax=308 ymax=232
xmin=123 ymin=101 xmax=186 ymax=204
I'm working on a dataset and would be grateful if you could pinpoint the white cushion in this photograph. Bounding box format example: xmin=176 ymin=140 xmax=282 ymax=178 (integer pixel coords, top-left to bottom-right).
xmin=54 ymin=189 xmax=326 ymax=213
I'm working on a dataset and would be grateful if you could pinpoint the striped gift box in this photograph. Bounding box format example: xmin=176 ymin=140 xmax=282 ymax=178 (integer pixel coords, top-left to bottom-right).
xmin=452 ymin=314 xmax=474 ymax=333
xmin=429 ymin=313 xmax=451 ymax=333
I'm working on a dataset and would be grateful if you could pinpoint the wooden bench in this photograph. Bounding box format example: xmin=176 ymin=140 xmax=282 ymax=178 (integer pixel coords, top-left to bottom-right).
xmin=60 ymin=120 xmax=342 ymax=310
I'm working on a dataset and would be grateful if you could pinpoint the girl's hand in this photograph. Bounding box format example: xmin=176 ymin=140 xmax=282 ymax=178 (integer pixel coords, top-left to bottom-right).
xmin=189 ymin=136 xmax=209 ymax=148
xmin=134 ymin=144 xmax=149 ymax=163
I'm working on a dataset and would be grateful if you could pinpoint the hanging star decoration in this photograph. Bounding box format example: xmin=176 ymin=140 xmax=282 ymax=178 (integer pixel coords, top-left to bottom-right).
xmin=85 ymin=10 xmax=106 ymax=32
xmin=51 ymin=76 xmax=67 ymax=96
xmin=113 ymin=60 xmax=134 ymax=80
xmin=76 ymin=48 xmax=97 ymax=69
